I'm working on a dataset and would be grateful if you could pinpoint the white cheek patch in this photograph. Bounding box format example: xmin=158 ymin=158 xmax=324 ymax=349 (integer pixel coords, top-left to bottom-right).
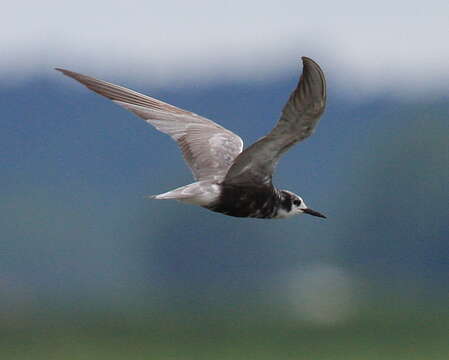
xmin=275 ymin=207 xmax=298 ymax=219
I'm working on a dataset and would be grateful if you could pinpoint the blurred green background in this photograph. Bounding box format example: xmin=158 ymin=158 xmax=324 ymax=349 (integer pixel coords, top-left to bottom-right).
xmin=1 ymin=2 xmax=448 ymax=359
xmin=2 ymin=78 xmax=447 ymax=360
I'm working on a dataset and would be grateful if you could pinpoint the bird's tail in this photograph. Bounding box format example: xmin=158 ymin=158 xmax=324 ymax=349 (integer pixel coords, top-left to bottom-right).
xmin=146 ymin=181 xmax=220 ymax=206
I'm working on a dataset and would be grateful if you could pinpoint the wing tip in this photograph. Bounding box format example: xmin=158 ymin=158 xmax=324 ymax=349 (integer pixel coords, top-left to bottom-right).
xmin=54 ymin=67 xmax=70 ymax=75
xmin=300 ymin=56 xmax=326 ymax=100
xmin=301 ymin=56 xmax=312 ymax=63
xmin=54 ymin=67 xmax=86 ymax=82
xmin=301 ymin=56 xmax=322 ymax=71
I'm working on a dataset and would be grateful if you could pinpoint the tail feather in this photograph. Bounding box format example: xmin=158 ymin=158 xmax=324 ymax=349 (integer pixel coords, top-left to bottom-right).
xmin=146 ymin=181 xmax=221 ymax=206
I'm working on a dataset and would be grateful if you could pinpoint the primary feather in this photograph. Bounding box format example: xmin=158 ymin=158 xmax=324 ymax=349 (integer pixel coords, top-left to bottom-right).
xmin=55 ymin=68 xmax=243 ymax=181
xmin=223 ymin=57 xmax=326 ymax=186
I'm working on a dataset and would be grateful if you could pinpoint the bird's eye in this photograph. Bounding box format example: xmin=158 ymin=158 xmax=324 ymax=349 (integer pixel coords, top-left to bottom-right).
xmin=293 ymin=199 xmax=301 ymax=206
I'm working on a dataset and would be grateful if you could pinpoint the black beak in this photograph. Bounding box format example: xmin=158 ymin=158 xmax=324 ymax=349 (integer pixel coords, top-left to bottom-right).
xmin=303 ymin=208 xmax=326 ymax=219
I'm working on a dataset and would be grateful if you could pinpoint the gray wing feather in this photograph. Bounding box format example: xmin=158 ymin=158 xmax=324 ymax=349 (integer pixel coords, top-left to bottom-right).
xmin=223 ymin=57 xmax=326 ymax=186
xmin=55 ymin=68 xmax=243 ymax=181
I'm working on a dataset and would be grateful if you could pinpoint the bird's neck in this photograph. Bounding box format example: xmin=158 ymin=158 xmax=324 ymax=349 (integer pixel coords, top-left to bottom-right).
xmin=273 ymin=190 xmax=295 ymax=219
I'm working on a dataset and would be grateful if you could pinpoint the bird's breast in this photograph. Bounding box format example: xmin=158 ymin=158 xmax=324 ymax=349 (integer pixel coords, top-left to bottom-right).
xmin=205 ymin=184 xmax=280 ymax=218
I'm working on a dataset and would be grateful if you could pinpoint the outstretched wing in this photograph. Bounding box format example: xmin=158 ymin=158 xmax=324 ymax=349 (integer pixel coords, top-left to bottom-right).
xmin=56 ymin=68 xmax=243 ymax=182
xmin=223 ymin=57 xmax=326 ymax=186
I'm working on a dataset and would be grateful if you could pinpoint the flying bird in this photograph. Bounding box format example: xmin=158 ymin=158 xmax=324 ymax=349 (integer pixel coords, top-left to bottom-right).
xmin=56 ymin=57 xmax=327 ymax=219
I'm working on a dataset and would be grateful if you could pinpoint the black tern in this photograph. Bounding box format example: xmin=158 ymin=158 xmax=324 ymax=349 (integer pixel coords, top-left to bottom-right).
xmin=56 ymin=57 xmax=326 ymax=219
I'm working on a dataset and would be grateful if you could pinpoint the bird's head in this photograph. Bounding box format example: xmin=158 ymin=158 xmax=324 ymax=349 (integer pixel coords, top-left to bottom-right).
xmin=278 ymin=190 xmax=326 ymax=219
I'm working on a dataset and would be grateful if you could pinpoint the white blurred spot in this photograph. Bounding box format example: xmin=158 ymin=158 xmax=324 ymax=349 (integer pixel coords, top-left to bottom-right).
xmin=284 ymin=264 xmax=359 ymax=325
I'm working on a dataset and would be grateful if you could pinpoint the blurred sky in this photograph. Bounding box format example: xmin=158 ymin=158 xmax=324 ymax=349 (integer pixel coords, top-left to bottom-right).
xmin=3 ymin=0 xmax=449 ymax=97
